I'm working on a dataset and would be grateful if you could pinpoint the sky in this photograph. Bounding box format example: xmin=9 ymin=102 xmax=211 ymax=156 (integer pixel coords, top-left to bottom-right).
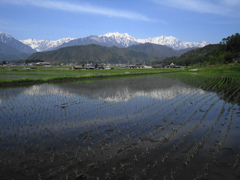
xmin=0 ymin=0 xmax=240 ymax=43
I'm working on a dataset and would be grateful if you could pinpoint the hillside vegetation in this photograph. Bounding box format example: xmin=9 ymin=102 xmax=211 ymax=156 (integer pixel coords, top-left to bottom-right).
xmin=27 ymin=44 xmax=155 ymax=64
xmin=26 ymin=43 xmax=190 ymax=64
xmin=159 ymin=33 xmax=240 ymax=66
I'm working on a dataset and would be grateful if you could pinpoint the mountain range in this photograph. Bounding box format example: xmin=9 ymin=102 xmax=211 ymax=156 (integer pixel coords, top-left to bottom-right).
xmin=0 ymin=32 xmax=37 ymax=61
xmin=26 ymin=43 xmax=198 ymax=64
xmin=0 ymin=32 xmax=210 ymax=61
xmin=21 ymin=32 xmax=209 ymax=52
xmin=0 ymin=32 xmax=35 ymax=54
xmin=26 ymin=44 xmax=163 ymax=64
xmin=20 ymin=38 xmax=75 ymax=52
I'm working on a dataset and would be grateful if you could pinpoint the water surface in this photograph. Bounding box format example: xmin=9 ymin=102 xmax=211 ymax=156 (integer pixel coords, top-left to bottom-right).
xmin=0 ymin=75 xmax=239 ymax=179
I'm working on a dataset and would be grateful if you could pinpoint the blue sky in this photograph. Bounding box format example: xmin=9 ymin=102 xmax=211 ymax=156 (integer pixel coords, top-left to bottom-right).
xmin=0 ymin=0 xmax=239 ymax=43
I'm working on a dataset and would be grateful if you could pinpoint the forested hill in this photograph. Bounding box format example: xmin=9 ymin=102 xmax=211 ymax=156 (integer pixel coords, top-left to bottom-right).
xmin=161 ymin=44 xmax=220 ymax=66
xmin=26 ymin=44 xmax=157 ymax=64
xmin=158 ymin=33 xmax=240 ymax=66
xmin=26 ymin=43 xmax=189 ymax=64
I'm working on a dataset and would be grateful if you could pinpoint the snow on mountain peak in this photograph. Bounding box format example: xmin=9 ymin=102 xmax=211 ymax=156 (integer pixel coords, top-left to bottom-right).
xmin=0 ymin=32 xmax=14 ymax=42
xmin=99 ymin=32 xmax=208 ymax=50
xmin=102 ymin=32 xmax=121 ymax=37
xmin=97 ymin=32 xmax=138 ymax=47
xmin=0 ymin=32 xmax=36 ymax=54
xmin=137 ymin=35 xmax=208 ymax=50
xmin=102 ymin=32 xmax=129 ymax=37
xmin=19 ymin=32 xmax=209 ymax=51
xmin=20 ymin=37 xmax=76 ymax=52
xmin=101 ymin=32 xmax=136 ymax=40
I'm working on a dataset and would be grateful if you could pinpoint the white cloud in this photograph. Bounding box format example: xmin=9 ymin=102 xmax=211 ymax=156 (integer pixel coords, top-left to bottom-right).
xmin=1 ymin=0 xmax=155 ymax=22
xmin=152 ymin=0 xmax=240 ymax=17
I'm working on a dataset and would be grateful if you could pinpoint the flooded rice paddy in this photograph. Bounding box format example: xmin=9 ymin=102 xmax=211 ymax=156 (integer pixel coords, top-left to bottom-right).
xmin=0 ymin=74 xmax=240 ymax=180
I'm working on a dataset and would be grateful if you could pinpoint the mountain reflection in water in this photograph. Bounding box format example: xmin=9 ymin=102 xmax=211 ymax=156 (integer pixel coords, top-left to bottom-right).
xmin=20 ymin=75 xmax=205 ymax=102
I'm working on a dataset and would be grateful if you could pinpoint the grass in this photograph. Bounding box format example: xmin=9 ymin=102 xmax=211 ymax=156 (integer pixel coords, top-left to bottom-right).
xmin=161 ymin=67 xmax=240 ymax=105
xmin=0 ymin=65 xmax=181 ymax=84
xmin=1 ymin=64 xmax=240 ymax=87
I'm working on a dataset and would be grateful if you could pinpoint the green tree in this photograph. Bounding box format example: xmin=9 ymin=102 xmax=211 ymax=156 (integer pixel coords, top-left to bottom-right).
xmin=220 ymin=33 xmax=240 ymax=52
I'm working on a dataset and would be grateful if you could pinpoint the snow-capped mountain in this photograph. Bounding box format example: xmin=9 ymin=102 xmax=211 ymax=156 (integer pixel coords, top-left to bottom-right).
xmin=53 ymin=32 xmax=209 ymax=51
xmin=0 ymin=32 xmax=36 ymax=54
xmin=137 ymin=36 xmax=209 ymax=50
xmin=100 ymin=32 xmax=139 ymax=47
xmin=20 ymin=32 xmax=209 ymax=52
xmin=55 ymin=32 xmax=139 ymax=50
xmin=20 ymin=38 xmax=76 ymax=52
xmin=60 ymin=32 xmax=209 ymax=51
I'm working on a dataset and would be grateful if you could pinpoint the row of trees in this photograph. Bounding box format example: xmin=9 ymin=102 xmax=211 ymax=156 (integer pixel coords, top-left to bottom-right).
xmin=217 ymin=33 xmax=240 ymax=64
xmin=220 ymin=33 xmax=240 ymax=52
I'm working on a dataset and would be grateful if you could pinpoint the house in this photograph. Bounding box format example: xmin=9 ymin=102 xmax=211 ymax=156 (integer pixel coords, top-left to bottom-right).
xmin=170 ymin=63 xmax=175 ymax=68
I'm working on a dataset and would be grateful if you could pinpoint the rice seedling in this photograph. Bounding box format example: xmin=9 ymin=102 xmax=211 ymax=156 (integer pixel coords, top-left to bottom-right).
xmin=0 ymin=71 xmax=240 ymax=179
